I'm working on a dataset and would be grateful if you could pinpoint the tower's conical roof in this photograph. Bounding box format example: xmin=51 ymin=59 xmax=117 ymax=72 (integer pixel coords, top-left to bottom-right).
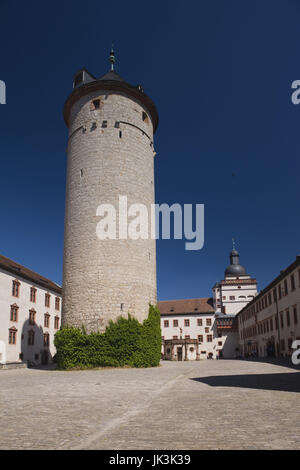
xmin=98 ymin=70 xmax=126 ymax=82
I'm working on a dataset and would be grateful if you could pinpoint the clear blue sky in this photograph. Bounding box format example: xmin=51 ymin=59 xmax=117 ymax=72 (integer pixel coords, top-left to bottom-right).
xmin=0 ymin=0 xmax=299 ymax=300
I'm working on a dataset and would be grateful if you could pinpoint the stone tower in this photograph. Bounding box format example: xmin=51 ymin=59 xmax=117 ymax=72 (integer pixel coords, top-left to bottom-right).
xmin=62 ymin=50 xmax=158 ymax=333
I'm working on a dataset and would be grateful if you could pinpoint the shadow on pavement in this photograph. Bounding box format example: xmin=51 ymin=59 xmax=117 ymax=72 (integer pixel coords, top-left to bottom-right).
xmin=233 ymin=357 xmax=300 ymax=371
xmin=190 ymin=372 xmax=300 ymax=393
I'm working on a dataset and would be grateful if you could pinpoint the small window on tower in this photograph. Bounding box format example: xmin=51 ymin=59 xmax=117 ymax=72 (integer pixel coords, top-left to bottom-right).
xmin=142 ymin=111 xmax=149 ymax=124
xmin=93 ymin=99 xmax=100 ymax=109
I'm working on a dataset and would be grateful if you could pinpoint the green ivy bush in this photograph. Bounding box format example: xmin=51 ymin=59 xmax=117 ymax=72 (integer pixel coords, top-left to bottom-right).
xmin=54 ymin=304 xmax=161 ymax=370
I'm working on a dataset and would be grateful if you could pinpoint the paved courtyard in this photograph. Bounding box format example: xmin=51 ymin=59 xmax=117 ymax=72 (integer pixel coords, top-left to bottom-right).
xmin=0 ymin=360 xmax=299 ymax=449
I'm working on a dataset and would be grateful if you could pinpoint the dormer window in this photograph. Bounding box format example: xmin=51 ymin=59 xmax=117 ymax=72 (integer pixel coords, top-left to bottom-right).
xmin=74 ymin=72 xmax=83 ymax=87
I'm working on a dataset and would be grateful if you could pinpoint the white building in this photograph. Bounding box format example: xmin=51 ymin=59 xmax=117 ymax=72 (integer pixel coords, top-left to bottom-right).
xmin=158 ymin=298 xmax=216 ymax=360
xmin=0 ymin=254 xmax=62 ymax=368
xmin=237 ymin=255 xmax=300 ymax=358
xmin=213 ymin=246 xmax=257 ymax=315
xmin=212 ymin=244 xmax=258 ymax=358
xmin=159 ymin=244 xmax=257 ymax=360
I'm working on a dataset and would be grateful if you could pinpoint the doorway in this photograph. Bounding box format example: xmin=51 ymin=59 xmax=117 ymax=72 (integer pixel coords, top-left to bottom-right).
xmin=177 ymin=347 xmax=182 ymax=361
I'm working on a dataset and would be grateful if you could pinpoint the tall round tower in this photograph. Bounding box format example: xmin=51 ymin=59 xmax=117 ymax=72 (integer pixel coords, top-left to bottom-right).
xmin=62 ymin=50 xmax=158 ymax=333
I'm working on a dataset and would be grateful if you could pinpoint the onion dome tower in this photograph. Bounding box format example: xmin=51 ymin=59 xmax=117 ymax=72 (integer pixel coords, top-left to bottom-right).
xmin=224 ymin=240 xmax=248 ymax=278
xmin=213 ymin=239 xmax=257 ymax=316
xmin=62 ymin=49 xmax=158 ymax=333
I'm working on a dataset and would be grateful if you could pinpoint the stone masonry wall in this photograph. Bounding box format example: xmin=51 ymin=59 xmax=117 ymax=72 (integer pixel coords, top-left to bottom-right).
xmin=62 ymin=90 xmax=157 ymax=333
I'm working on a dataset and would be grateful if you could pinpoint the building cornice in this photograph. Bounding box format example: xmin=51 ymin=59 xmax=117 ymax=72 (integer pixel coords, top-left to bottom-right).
xmin=220 ymin=279 xmax=257 ymax=286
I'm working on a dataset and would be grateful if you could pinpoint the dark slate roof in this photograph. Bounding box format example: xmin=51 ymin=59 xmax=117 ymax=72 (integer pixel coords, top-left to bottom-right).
xmin=0 ymin=254 xmax=62 ymax=295
xmin=236 ymin=254 xmax=300 ymax=318
xmin=225 ymin=264 xmax=247 ymax=276
xmin=158 ymin=297 xmax=214 ymax=315
xmin=73 ymin=68 xmax=96 ymax=80
xmin=98 ymin=71 xmax=126 ymax=82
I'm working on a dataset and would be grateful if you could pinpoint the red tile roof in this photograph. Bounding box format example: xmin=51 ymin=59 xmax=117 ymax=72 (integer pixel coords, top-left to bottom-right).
xmin=158 ymin=297 xmax=214 ymax=315
xmin=0 ymin=254 xmax=62 ymax=295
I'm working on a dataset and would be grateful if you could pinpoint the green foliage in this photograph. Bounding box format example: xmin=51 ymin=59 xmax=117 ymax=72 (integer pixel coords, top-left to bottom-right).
xmin=54 ymin=304 xmax=162 ymax=370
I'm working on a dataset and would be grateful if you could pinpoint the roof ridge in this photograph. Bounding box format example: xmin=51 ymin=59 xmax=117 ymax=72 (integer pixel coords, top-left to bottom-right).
xmin=0 ymin=254 xmax=61 ymax=293
xmin=158 ymin=297 xmax=212 ymax=302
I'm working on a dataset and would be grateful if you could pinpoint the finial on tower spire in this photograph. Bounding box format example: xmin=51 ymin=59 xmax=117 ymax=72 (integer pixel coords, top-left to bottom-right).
xmin=232 ymin=238 xmax=236 ymax=251
xmin=109 ymin=46 xmax=115 ymax=71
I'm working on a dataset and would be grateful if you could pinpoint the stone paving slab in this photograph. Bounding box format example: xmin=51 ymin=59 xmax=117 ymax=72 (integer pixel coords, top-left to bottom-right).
xmin=0 ymin=360 xmax=299 ymax=449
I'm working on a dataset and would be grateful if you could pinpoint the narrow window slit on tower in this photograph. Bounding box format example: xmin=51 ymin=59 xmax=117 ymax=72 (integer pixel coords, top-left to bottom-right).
xmin=102 ymin=120 xmax=107 ymax=128
xmin=93 ymin=99 xmax=100 ymax=109
xmin=119 ymin=131 xmax=122 ymax=138
xmin=91 ymin=122 xmax=97 ymax=131
xmin=80 ymin=169 xmax=83 ymax=178
xmin=120 ymin=303 xmax=124 ymax=311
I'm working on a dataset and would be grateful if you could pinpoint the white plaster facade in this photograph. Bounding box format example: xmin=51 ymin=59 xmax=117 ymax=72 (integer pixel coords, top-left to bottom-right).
xmin=160 ymin=310 xmax=216 ymax=360
xmin=0 ymin=255 xmax=62 ymax=366
xmin=160 ymin=308 xmax=241 ymax=360
xmin=237 ymin=255 xmax=300 ymax=358
xmin=212 ymin=247 xmax=257 ymax=357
